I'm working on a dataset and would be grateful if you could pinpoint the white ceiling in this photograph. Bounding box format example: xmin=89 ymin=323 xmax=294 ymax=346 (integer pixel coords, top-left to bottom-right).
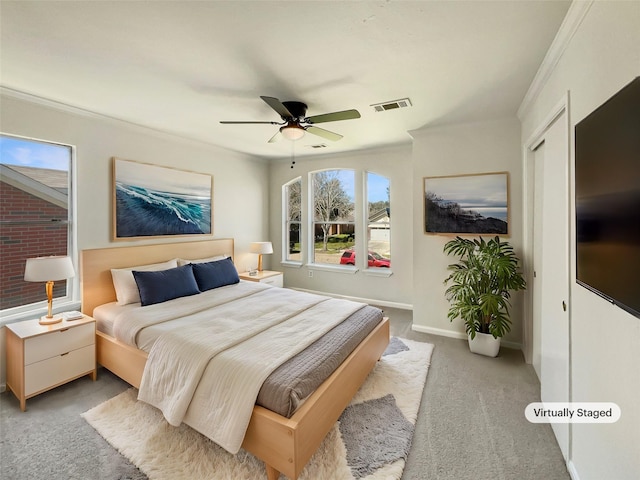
xmin=0 ymin=1 xmax=571 ymax=159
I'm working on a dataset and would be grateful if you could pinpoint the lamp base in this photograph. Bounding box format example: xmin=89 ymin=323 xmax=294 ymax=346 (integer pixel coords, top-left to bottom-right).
xmin=39 ymin=315 xmax=63 ymax=325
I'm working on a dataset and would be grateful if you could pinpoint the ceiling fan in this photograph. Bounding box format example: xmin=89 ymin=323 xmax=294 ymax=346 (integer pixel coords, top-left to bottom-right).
xmin=220 ymin=96 xmax=361 ymax=143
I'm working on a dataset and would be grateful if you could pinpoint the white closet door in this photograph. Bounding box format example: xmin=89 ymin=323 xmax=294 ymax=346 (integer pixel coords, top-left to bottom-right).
xmin=532 ymin=111 xmax=570 ymax=461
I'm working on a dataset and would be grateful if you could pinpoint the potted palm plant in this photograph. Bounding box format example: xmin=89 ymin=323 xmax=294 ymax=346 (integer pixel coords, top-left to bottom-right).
xmin=443 ymin=236 xmax=526 ymax=357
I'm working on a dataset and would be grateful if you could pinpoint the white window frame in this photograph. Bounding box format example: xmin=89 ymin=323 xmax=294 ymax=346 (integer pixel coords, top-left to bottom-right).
xmin=308 ymin=169 xmax=357 ymax=273
xmin=281 ymin=168 xmax=392 ymax=277
xmin=282 ymin=177 xmax=302 ymax=267
xmin=363 ymin=171 xmax=392 ymax=277
xmin=0 ymin=133 xmax=78 ymax=324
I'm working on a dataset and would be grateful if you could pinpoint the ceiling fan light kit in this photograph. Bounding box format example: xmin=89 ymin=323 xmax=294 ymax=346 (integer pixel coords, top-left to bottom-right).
xmin=221 ymin=96 xmax=361 ymax=143
xmin=280 ymin=124 xmax=306 ymax=141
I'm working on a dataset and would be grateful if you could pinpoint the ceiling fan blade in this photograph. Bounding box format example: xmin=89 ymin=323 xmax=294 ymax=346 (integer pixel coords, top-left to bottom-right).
xmin=220 ymin=120 xmax=280 ymax=124
xmin=306 ymin=126 xmax=343 ymax=141
xmin=267 ymin=131 xmax=282 ymax=143
xmin=305 ymin=109 xmax=361 ymax=124
xmin=260 ymin=96 xmax=293 ymax=118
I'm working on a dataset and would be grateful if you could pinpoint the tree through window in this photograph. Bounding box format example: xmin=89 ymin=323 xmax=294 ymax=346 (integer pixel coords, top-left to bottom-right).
xmin=312 ymin=170 xmax=355 ymax=265
xmin=284 ymin=178 xmax=301 ymax=262
xmin=282 ymin=168 xmax=391 ymax=272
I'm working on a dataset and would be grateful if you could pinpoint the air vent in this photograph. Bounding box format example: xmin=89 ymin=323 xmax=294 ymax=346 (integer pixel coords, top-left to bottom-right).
xmin=371 ymin=98 xmax=412 ymax=112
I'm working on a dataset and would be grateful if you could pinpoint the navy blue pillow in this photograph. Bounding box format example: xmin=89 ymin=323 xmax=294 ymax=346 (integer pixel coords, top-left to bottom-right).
xmin=191 ymin=257 xmax=239 ymax=291
xmin=132 ymin=264 xmax=200 ymax=306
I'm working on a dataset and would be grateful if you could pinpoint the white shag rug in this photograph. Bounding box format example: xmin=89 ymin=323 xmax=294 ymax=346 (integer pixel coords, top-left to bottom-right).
xmin=82 ymin=337 xmax=434 ymax=480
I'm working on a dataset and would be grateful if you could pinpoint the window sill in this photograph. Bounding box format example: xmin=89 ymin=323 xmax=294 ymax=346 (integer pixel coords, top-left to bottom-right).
xmin=281 ymin=261 xmax=303 ymax=269
xmin=307 ymin=263 xmax=358 ymax=275
xmin=0 ymin=299 xmax=81 ymax=326
xmin=362 ymin=268 xmax=393 ymax=278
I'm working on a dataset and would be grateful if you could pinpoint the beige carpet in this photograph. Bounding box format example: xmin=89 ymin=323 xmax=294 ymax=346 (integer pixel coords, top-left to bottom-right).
xmin=82 ymin=338 xmax=434 ymax=480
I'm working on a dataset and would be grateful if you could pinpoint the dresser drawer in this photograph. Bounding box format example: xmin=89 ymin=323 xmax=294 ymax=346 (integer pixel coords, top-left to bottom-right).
xmin=24 ymin=344 xmax=95 ymax=396
xmin=24 ymin=323 xmax=94 ymax=365
xmin=262 ymin=275 xmax=283 ymax=287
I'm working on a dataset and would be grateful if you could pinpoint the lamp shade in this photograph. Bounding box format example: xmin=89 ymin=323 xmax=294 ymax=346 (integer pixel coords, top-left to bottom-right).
xmin=249 ymin=242 xmax=273 ymax=255
xmin=280 ymin=125 xmax=305 ymax=141
xmin=24 ymin=256 xmax=75 ymax=282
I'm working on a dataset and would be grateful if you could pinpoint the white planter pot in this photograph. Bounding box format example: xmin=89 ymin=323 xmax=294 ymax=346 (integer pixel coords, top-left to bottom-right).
xmin=468 ymin=332 xmax=501 ymax=357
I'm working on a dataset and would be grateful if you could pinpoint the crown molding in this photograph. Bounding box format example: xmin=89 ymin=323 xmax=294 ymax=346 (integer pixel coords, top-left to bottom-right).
xmin=0 ymin=85 xmax=165 ymax=132
xmin=517 ymin=0 xmax=594 ymax=120
xmin=0 ymin=86 xmax=265 ymax=161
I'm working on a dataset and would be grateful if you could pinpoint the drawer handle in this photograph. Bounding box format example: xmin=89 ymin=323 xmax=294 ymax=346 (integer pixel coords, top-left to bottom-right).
xmin=60 ymin=352 xmax=70 ymax=357
xmin=60 ymin=328 xmax=69 ymax=333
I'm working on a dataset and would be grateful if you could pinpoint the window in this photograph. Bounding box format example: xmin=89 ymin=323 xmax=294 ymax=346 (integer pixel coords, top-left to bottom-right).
xmin=284 ymin=178 xmax=301 ymax=262
xmin=366 ymin=172 xmax=391 ymax=269
xmin=282 ymin=169 xmax=391 ymax=273
xmin=312 ymin=169 xmax=355 ymax=266
xmin=0 ymin=134 xmax=74 ymax=314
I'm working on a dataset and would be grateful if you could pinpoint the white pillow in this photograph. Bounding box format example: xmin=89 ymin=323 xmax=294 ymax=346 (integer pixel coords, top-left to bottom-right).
xmin=111 ymin=259 xmax=178 ymax=305
xmin=177 ymin=255 xmax=229 ymax=266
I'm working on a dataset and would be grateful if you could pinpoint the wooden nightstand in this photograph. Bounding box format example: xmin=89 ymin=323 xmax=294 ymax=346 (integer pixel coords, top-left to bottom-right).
xmin=239 ymin=270 xmax=284 ymax=288
xmin=5 ymin=315 xmax=96 ymax=411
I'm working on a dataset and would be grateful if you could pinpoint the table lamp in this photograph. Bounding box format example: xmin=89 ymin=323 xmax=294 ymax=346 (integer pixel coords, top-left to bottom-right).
xmin=249 ymin=242 xmax=273 ymax=272
xmin=24 ymin=255 xmax=75 ymax=325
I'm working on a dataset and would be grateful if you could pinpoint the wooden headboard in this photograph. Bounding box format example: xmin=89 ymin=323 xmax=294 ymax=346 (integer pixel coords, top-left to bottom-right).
xmin=80 ymin=238 xmax=234 ymax=315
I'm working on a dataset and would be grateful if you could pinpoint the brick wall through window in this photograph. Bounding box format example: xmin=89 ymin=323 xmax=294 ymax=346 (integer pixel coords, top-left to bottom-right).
xmin=0 ymin=181 xmax=68 ymax=310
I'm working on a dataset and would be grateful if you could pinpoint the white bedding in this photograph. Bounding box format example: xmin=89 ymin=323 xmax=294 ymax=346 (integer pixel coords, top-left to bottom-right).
xmin=93 ymin=301 xmax=137 ymax=337
xmin=106 ymin=281 xmax=365 ymax=454
xmin=95 ymin=280 xmax=266 ymax=350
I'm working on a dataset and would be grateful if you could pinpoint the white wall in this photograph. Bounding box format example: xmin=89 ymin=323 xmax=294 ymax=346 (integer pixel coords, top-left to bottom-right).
xmin=0 ymin=93 xmax=269 ymax=261
xmin=269 ymin=144 xmax=414 ymax=308
xmin=269 ymin=118 xmax=526 ymax=345
xmin=410 ymin=117 xmax=524 ymax=346
xmin=519 ymin=2 xmax=640 ymax=479
xmin=0 ymin=92 xmax=270 ymax=385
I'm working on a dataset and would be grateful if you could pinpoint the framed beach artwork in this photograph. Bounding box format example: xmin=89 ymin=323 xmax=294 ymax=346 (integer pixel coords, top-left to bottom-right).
xmin=423 ymin=172 xmax=509 ymax=236
xmin=112 ymin=158 xmax=213 ymax=240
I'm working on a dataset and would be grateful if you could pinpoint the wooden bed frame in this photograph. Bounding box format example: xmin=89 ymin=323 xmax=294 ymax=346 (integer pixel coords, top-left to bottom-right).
xmin=80 ymin=239 xmax=390 ymax=480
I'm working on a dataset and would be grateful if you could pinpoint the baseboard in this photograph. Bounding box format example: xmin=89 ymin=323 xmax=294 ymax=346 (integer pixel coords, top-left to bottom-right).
xmin=411 ymin=324 xmax=467 ymax=340
xmin=411 ymin=324 xmax=522 ymax=350
xmin=288 ymin=288 xmax=525 ymax=349
xmin=498 ymin=338 xmax=521 ymax=350
xmin=0 ymin=383 xmax=6 ymax=393
xmin=289 ymin=287 xmax=413 ymax=311
xmin=567 ymin=460 xmax=580 ymax=480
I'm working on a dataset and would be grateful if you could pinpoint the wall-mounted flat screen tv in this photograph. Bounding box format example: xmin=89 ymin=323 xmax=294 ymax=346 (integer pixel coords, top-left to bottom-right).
xmin=575 ymin=77 xmax=640 ymax=318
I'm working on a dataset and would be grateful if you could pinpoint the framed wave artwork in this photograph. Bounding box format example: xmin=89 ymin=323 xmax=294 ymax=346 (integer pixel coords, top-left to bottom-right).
xmin=112 ymin=158 xmax=213 ymax=240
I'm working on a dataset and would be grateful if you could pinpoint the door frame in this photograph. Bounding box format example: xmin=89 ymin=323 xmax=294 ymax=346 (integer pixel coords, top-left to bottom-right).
xmin=521 ymin=92 xmax=573 ymax=464
xmin=521 ymin=92 xmax=571 ymax=365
